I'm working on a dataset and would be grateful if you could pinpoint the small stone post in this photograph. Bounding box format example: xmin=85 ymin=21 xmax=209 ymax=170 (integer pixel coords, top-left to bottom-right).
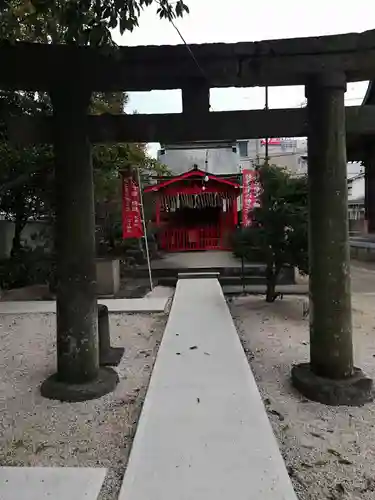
xmin=98 ymin=304 xmax=124 ymax=366
xmin=292 ymin=73 xmax=373 ymax=406
xmin=41 ymin=84 xmax=118 ymax=402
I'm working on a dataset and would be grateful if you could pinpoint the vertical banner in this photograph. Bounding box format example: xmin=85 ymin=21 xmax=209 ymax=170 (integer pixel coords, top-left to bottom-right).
xmin=122 ymin=176 xmax=144 ymax=239
xmin=242 ymin=169 xmax=260 ymax=227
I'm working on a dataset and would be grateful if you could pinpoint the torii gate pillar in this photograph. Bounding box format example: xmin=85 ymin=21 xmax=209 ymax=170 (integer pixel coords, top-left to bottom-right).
xmin=41 ymin=84 xmax=118 ymax=402
xmin=292 ymin=73 xmax=373 ymax=406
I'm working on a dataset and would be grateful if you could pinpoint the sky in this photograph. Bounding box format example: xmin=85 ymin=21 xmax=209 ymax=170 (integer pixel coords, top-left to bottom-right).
xmin=112 ymin=0 xmax=373 ymax=157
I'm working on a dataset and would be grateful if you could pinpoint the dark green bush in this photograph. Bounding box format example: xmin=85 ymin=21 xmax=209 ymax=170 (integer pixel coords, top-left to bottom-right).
xmin=0 ymin=247 xmax=55 ymax=290
xmin=232 ymin=227 xmax=263 ymax=262
xmin=233 ymin=164 xmax=308 ymax=302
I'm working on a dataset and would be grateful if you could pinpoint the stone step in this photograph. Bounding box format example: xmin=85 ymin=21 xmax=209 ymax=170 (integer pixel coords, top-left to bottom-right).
xmin=222 ymin=283 xmax=309 ymax=296
xmin=119 ymin=276 xmax=298 ymax=500
xmin=126 ymin=263 xmax=269 ymax=279
xmin=0 ymin=297 xmax=168 ymax=315
xmin=178 ymin=272 xmax=220 ymax=279
xmin=157 ymin=272 xmax=295 ymax=287
xmin=0 ymin=467 xmax=106 ymax=500
xmin=350 ymin=239 xmax=375 ymax=262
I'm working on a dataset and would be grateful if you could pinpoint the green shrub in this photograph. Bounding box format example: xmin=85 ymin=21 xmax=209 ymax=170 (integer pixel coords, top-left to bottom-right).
xmin=232 ymin=227 xmax=263 ymax=262
xmin=0 ymin=247 xmax=55 ymax=290
xmin=234 ymin=164 xmax=308 ymax=302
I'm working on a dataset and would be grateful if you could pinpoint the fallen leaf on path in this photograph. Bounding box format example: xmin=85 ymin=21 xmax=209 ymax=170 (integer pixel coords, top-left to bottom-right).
xmin=336 ymin=483 xmax=345 ymax=494
xmin=314 ymin=460 xmax=329 ymax=466
xmin=338 ymin=458 xmax=353 ymax=465
xmin=310 ymin=432 xmax=324 ymax=439
xmin=301 ymin=462 xmax=314 ymax=468
xmin=327 ymin=448 xmax=342 ymax=458
xmin=269 ymin=409 xmax=285 ymax=421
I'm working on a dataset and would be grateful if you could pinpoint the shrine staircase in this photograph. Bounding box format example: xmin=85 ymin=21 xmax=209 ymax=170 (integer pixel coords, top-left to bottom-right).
xmin=127 ymin=251 xmax=296 ymax=294
xmin=155 ymin=265 xmax=295 ymax=292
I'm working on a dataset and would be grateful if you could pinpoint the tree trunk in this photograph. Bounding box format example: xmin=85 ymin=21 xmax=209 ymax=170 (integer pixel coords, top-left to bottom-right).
xmin=106 ymin=208 xmax=116 ymax=251
xmin=11 ymin=195 xmax=27 ymax=257
xmin=11 ymin=217 xmax=26 ymax=256
xmin=265 ymin=263 xmax=278 ymax=302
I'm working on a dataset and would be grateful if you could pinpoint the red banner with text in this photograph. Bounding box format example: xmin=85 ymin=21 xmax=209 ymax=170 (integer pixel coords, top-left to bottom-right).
xmin=260 ymin=138 xmax=282 ymax=146
xmin=242 ymin=169 xmax=260 ymax=227
xmin=122 ymin=176 xmax=144 ymax=239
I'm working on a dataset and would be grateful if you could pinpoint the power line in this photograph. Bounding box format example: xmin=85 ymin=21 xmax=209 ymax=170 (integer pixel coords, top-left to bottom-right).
xmin=264 ymin=86 xmax=269 ymax=165
xmin=243 ymin=152 xmax=306 ymax=161
xmin=168 ymin=18 xmax=208 ymax=83
xmin=158 ymin=1 xmax=210 ymax=84
xmin=158 ymin=2 xmax=213 ymax=111
xmin=345 ymin=96 xmax=366 ymax=101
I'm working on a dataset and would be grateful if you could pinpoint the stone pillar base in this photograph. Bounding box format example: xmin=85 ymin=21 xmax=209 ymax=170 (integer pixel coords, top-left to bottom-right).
xmin=98 ymin=304 xmax=124 ymax=367
xmin=40 ymin=367 xmax=119 ymax=403
xmin=291 ymin=363 xmax=373 ymax=406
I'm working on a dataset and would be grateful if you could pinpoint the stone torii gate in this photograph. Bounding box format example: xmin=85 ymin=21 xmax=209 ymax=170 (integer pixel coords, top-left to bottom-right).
xmin=2 ymin=29 xmax=375 ymax=404
xmin=349 ymin=82 xmax=375 ymax=233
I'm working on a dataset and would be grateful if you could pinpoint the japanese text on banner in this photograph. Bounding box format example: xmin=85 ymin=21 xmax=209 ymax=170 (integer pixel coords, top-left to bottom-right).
xmin=242 ymin=169 xmax=260 ymax=227
xmin=122 ymin=177 xmax=144 ymax=239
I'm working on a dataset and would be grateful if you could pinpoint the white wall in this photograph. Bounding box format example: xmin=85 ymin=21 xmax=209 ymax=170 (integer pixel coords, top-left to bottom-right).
xmin=237 ymin=138 xmax=308 ymax=174
xmin=0 ymin=220 xmax=52 ymax=259
xmin=348 ymin=175 xmax=365 ymax=201
xmin=347 ymin=162 xmax=364 ymax=179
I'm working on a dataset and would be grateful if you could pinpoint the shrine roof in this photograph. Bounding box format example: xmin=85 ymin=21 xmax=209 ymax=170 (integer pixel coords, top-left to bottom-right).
xmin=143 ymin=168 xmax=240 ymax=193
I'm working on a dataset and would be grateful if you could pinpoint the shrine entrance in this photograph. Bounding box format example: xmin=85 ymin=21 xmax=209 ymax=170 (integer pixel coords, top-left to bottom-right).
xmin=3 ymin=29 xmax=375 ymax=404
xmin=144 ymin=167 xmax=240 ymax=252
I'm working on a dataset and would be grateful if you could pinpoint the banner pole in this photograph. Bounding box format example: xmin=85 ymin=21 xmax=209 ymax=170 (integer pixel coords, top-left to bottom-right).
xmin=136 ymin=168 xmax=153 ymax=291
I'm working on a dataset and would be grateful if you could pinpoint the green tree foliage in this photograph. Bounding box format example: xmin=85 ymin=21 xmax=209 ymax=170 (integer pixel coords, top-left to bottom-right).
xmin=0 ymin=0 xmax=174 ymax=257
xmin=234 ymin=164 xmax=308 ymax=302
xmin=90 ymin=90 xmax=169 ymax=254
xmin=0 ymin=0 xmax=189 ymax=45
xmin=0 ymin=88 xmax=168 ymax=256
xmin=0 ymin=0 xmax=177 ymax=276
xmin=0 ymin=89 xmax=54 ymax=253
xmin=0 ymin=87 xmax=168 ymax=288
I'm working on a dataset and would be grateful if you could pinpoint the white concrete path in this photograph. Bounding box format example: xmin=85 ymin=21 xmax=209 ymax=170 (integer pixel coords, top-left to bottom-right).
xmin=119 ymin=277 xmax=297 ymax=500
xmin=0 ymin=467 xmax=106 ymax=500
xmin=0 ymin=297 xmax=168 ymax=315
xmin=144 ymin=285 xmax=174 ymax=299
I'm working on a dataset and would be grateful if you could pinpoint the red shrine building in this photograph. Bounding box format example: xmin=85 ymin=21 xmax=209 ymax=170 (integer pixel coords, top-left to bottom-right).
xmin=144 ymin=167 xmax=241 ymax=252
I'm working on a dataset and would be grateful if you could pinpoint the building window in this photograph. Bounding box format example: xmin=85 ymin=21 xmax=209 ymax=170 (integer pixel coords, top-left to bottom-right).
xmin=237 ymin=141 xmax=248 ymax=158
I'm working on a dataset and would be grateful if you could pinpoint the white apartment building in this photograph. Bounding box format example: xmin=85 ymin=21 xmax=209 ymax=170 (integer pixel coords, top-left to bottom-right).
xmin=157 ymin=141 xmax=240 ymax=176
xmin=236 ymin=138 xmax=308 ymax=175
xmin=157 ymin=139 xmax=363 ymax=180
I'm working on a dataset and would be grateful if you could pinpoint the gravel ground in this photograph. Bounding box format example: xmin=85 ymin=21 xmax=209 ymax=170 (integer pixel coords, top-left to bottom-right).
xmin=0 ymin=312 xmax=166 ymax=499
xmin=230 ymin=294 xmax=375 ymax=500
